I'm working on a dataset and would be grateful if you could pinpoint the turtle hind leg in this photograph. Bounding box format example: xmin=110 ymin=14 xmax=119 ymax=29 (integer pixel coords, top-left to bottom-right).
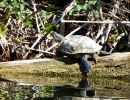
xmin=78 ymin=55 xmax=91 ymax=77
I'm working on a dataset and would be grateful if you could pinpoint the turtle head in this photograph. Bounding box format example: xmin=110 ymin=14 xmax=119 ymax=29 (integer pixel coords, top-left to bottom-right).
xmin=51 ymin=31 xmax=64 ymax=42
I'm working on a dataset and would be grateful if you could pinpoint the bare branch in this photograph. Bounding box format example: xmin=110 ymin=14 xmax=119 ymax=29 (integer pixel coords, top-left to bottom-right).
xmin=61 ymin=20 xmax=130 ymax=24
xmin=31 ymin=0 xmax=41 ymax=33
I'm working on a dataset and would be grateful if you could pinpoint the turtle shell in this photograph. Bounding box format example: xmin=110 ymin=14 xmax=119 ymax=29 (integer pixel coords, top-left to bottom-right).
xmin=58 ymin=35 xmax=102 ymax=55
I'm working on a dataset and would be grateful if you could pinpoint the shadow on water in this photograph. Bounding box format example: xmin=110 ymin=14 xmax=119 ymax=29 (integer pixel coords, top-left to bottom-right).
xmin=0 ymin=74 xmax=130 ymax=100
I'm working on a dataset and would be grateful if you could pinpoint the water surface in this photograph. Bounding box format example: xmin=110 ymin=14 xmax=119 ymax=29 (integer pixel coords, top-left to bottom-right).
xmin=0 ymin=74 xmax=130 ymax=100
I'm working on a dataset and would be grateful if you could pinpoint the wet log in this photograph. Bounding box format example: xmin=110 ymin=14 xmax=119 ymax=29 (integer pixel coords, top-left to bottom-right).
xmin=0 ymin=52 xmax=130 ymax=78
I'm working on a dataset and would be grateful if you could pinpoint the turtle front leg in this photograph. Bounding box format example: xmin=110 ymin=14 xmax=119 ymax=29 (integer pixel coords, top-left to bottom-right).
xmin=78 ymin=55 xmax=91 ymax=77
xmin=56 ymin=48 xmax=64 ymax=57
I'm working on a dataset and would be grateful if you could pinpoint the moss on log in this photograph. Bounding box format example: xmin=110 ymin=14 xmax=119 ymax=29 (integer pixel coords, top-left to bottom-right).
xmin=0 ymin=52 xmax=130 ymax=78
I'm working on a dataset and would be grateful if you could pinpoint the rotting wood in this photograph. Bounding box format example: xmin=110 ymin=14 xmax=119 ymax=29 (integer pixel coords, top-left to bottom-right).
xmin=0 ymin=52 xmax=130 ymax=78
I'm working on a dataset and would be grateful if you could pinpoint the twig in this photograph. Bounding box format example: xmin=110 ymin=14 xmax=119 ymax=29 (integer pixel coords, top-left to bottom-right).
xmin=94 ymin=24 xmax=106 ymax=41
xmin=110 ymin=33 xmax=125 ymax=53
xmin=100 ymin=24 xmax=113 ymax=44
xmin=38 ymin=14 xmax=45 ymax=29
xmin=61 ymin=20 xmax=130 ymax=24
xmin=0 ymin=39 xmax=5 ymax=51
xmin=43 ymin=13 xmax=54 ymax=22
xmin=23 ymin=34 xmax=42 ymax=59
xmin=27 ymin=48 xmax=55 ymax=55
xmin=45 ymin=43 xmax=58 ymax=51
xmin=61 ymin=0 xmax=76 ymax=21
xmin=31 ymin=0 xmax=41 ymax=33
xmin=103 ymin=23 xmax=113 ymax=43
xmin=5 ymin=17 xmax=11 ymax=27
xmin=65 ymin=23 xmax=87 ymax=38
xmin=35 ymin=43 xmax=58 ymax=58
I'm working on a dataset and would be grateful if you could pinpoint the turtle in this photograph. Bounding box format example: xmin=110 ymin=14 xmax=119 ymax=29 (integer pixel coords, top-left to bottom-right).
xmin=52 ymin=32 xmax=110 ymax=76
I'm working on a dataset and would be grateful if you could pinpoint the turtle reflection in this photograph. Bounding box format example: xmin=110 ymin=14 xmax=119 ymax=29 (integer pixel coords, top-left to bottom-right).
xmin=33 ymin=78 xmax=95 ymax=100
xmin=53 ymin=78 xmax=95 ymax=98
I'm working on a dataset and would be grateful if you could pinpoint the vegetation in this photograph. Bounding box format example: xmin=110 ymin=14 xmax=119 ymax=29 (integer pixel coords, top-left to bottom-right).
xmin=0 ymin=0 xmax=130 ymax=61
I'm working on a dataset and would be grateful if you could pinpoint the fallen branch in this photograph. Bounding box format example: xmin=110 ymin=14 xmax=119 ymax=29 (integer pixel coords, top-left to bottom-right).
xmin=0 ymin=52 xmax=130 ymax=78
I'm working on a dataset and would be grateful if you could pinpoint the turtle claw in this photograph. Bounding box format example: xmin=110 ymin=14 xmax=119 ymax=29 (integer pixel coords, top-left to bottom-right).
xmin=99 ymin=50 xmax=111 ymax=56
xmin=94 ymin=59 xmax=97 ymax=64
xmin=92 ymin=54 xmax=97 ymax=64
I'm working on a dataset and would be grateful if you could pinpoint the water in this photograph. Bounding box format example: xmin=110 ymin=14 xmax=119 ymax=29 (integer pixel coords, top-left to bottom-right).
xmin=0 ymin=74 xmax=130 ymax=100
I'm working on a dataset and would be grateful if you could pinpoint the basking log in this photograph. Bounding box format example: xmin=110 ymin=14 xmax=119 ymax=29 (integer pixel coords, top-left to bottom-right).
xmin=0 ymin=52 xmax=130 ymax=78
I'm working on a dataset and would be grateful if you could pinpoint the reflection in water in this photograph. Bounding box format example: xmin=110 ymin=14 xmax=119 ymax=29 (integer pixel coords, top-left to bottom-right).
xmin=52 ymin=78 xmax=95 ymax=98
xmin=0 ymin=77 xmax=129 ymax=100
xmin=78 ymin=78 xmax=95 ymax=97
xmin=32 ymin=78 xmax=95 ymax=100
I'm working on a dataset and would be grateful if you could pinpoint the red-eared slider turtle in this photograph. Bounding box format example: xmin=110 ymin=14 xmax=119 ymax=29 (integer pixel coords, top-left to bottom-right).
xmin=52 ymin=32 xmax=110 ymax=77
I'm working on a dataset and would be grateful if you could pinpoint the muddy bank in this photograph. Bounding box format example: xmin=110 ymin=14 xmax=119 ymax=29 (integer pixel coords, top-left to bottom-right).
xmin=0 ymin=52 xmax=130 ymax=78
